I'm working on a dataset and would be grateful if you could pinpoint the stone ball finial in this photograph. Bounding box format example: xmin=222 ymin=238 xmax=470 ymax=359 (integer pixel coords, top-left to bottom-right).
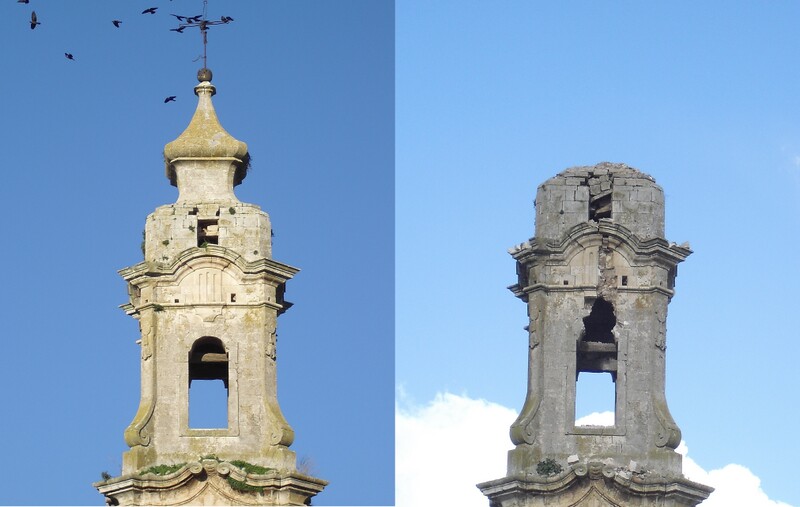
xmin=197 ymin=67 xmax=213 ymax=82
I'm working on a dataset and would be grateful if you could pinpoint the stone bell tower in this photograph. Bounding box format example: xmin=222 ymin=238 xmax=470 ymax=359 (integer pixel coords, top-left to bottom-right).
xmin=95 ymin=69 xmax=327 ymax=506
xmin=478 ymin=163 xmax=712 ymax=506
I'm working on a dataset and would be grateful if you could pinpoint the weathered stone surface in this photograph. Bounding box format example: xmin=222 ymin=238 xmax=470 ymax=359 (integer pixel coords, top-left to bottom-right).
xmin=481 ymin=163 xmax=710 ymax=506
xmin=94 ymin=459 xmax=326 ymax=506
xmin=478 ymin=462 xmax=712 ymax=507
xmin=96 ymin=75 xmax=325 ymax=506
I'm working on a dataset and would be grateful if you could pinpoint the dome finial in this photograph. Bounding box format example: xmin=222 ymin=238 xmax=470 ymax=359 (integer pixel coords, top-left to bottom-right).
xmin=198 ymin=67 xmax=212 ymax=83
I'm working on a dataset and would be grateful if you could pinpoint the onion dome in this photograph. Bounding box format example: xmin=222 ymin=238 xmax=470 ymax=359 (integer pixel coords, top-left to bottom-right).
xmin=164 ymin=69 xmax=250 ymax=192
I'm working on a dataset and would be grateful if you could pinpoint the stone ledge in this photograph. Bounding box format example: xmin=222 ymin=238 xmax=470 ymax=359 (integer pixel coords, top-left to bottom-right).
xmin=478 ymin=462 xmax=712 ymax=507
xmin=94 ymin=460 xmax=327 ymax=506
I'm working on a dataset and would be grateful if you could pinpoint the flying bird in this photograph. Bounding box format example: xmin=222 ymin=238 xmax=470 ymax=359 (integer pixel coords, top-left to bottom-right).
xmin=169 ymin=26 xmax=185 ymax=33
xmin=221 ymin=16 xmax=233 ymax=23
xmin=142 ymin=7 xmax=158 ymax=15
xmin=18 ymin=0 xmax=30 ymax=4
xmin=65 ymin=53 xmax=75 ymax=61
xmin=29 ymin=11 xmax=40 ymax=29
xmin=164 ymin=96 xmax=177 ymax=103
xmin=112 ymin=20 xmax=122 ymax=28
xmin=188 ymin=15 xmax=202 ymax=22
xmin=170 ymin=14 xmax=186 ymax=21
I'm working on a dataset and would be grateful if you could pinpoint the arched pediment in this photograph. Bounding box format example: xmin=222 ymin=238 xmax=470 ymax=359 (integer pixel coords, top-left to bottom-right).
xmin=120 ymin=245 xmax=299 ymax=287
xmin=513 ymin=221 xmax=690 ymax=269
xmin=159 ymin=253 xmax=245 ymax=305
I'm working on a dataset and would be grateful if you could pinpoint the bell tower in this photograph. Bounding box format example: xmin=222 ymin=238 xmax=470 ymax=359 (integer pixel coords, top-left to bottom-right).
xmin=478 ymin=163 xmax=712 ymax=506
xmin=95 ymin=70 xmax=327 ymax=506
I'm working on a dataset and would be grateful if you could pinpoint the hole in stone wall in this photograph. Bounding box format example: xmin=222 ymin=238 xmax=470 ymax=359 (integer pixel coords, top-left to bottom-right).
xmin=589 ymin=193 xmax=612 ymax=221
xmin=582 ymin=298 xmax=616 ymax=343
xmin=621 ymin=276 xmax=628 ymax=286
xmin=197 ymin=219 xmax=219 ymax=246
xmin=563 ymin=280 xmax=569 ymax=285
xmin=230 ymin=293 xmax=236 ymax=303
xmin=575 ymin=372 xmax=616 ymax=426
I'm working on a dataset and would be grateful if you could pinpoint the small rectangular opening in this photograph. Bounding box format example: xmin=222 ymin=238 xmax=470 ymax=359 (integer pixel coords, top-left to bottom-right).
xmin=589 ymin=193 xmax=612 ymax=221
xmin=197 ymin=219 xmax=219 ymax=246
xmin=230 ymin=293 xmax=236 ymax=303
xmin=621 ymin=276 xmax=628 ymax=286
xmin=575 ymin=372 xmax=615 ymax=426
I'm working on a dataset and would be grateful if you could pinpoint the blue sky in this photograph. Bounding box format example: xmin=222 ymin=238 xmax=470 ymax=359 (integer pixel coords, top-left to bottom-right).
xmin=397 ymin=2 xmax=799 ymax=506
xmin=0 ymin=1 xmax=393 ymax=505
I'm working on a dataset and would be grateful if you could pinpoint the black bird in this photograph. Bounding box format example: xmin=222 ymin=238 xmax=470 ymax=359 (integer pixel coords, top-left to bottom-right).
xmin=142 ymin=7 xmax=157 ymax=15
xmin=188 ymin=15 xmax=202 ymax=22
xmin=164 ymin=96 xmax=177 ymax=103
xmin=170 ymin=14 xmax=186 ymax=21
xmin=169 ymin=26 xmax=185 ymax=33
xmin=29 ymin=11 xmax=40 ymax=29
xmin=18 ymin=0 xmax=30 ymax=4
xmin=112 ymin=20 xmax=122 ymax=28
xmin=65 ymin=53 xmax=75 ymax=61
xmin=221 ymin=16 xmax=233 ymax=23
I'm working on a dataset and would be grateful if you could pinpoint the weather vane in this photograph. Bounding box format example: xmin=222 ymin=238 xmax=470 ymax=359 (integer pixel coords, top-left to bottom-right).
xmin=170 ymin=0 xmax=234 ymax=76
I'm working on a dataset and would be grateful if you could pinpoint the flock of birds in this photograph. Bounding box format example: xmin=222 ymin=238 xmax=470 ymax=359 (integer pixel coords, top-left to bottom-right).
xmin=19 ymin=0 xmax=234 ymax=104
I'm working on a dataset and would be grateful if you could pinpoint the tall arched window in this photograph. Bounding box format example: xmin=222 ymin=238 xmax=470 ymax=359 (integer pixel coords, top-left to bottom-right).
xmin=575 ymin=298 xmax=618 ymax=426
xmin=188 ymin=337 xmax=228 ymax=428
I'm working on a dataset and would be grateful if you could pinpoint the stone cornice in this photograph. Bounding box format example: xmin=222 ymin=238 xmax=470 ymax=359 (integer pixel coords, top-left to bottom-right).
xmin=94 ymin=459 xmax=327 ymax=506
xmin=509 ymin=220 xmax=691 ymax=269
xmin=119 ymin=245 xmax=298 ymax=285
xmin=478 ymin=462 xmax=713 ymax=505
xmin=511 ymin=283 xmax=676 ymax=299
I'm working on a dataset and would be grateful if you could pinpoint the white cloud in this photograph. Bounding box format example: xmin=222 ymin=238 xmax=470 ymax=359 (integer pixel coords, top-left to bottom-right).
xmin=396 ymin=393 xmax=790 ymax=507
xmin=676 ymin=442 xmax=792 ymax=507
xmin=396 ymin=392 xmax=516 ymax=507
xmin=575 ymin=411 xmax=614 ymax=426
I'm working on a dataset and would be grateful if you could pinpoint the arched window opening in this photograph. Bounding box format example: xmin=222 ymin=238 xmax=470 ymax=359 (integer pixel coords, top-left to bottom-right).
xmin=576 ymin=298 xmax=618 ymax=426
xmin=189 ymin=337 xmax=228 ymax=428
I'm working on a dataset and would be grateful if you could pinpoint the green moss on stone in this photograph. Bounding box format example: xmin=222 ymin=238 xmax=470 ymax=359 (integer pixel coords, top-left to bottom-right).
xmin=226 ymin=477 xmax=265 ymax=493
xmin=229 ymin=460 xmax=273 ymax=475
xmin=536 ymin=458 xmax=562 ymax=477
xmin=140 ymin=463 xmax=187 ymax=476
